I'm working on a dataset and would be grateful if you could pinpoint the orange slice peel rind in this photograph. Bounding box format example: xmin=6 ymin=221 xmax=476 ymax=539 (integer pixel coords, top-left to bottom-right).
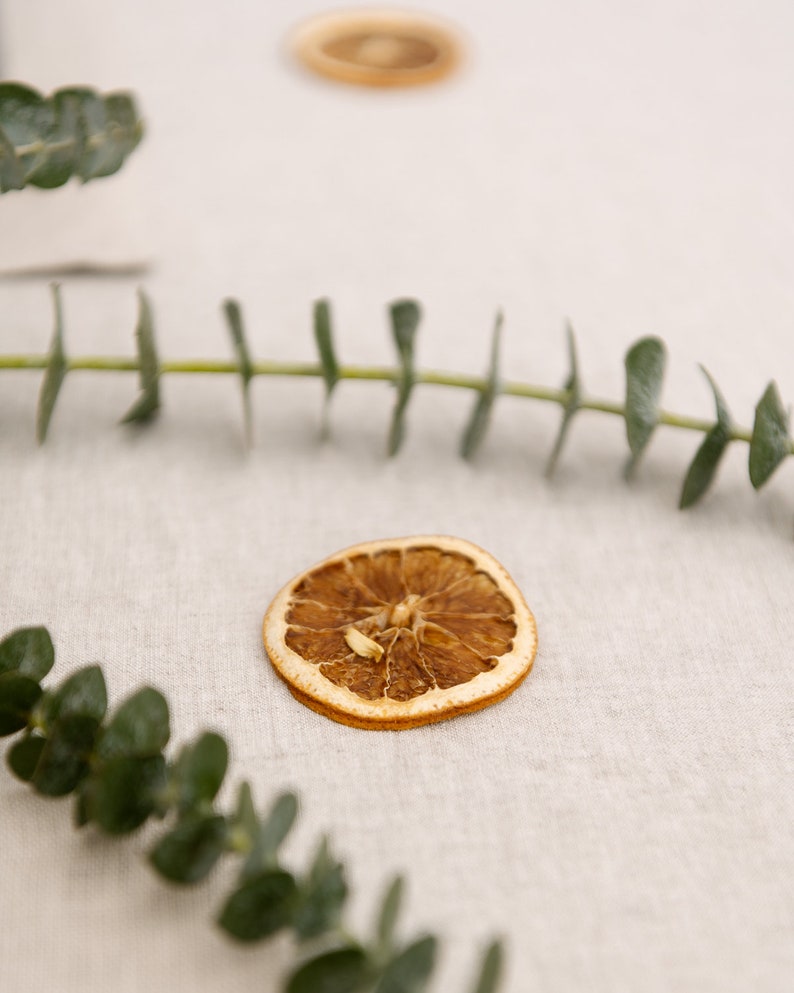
xmin=263 ymin=536 xmax=537 ymax=729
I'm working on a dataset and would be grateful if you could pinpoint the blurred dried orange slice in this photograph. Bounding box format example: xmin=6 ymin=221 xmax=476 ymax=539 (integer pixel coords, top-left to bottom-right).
xmin=263 ymin=536 xmax=537 ymax=729
xmin=291 ymin=9 xmax=462 ymax=88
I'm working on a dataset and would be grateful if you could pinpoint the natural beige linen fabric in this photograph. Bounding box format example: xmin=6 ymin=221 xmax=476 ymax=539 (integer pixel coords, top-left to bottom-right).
xmin=1 ymin=2 xmax=792 ymax=991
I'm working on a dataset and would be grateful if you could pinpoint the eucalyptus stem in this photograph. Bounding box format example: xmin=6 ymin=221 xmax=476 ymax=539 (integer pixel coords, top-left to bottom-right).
xmin=0 ymin=354 xmax=783 ymax=449
xmin=1 ymin=288 xmax=792 ymax=513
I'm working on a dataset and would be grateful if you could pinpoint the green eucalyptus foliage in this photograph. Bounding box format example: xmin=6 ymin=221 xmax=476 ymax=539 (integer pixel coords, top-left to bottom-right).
xmin=286 ymin=946 xmax=371 ymax=993
xmin=624 ymin=337 xmax=666 ymax=478
xmin=0 ymin=625 xmax=54 ymax=680
xmin=314 ymin=298 xmax=341 ymax=438
xmin=375 ymin=935 xmax=437 ymax=993
xmin=151 ymin=814 xmax=229 ymax=884
xmin=223 ymin=298 xmax=254 ymax=446
xmin=0 ymin=671 xmax=42 ymax=735
xmin=469 ymin=941 xmax=505 ymax=993
xmin=293 ymin=836 xmax=348 ymax=939
xmin=749 ymin=381 xmax=790 ymax=489
xmin=545 ymin=322 xmax=582 ymax=478
xmin=3 ymin=288 xmax=793 ymax=519
xmin=461 ymin=313 xmax=502 ymax=460
xmin=679 ymin=367 xmax=733 ymax=509
xmin=1 ymin=625 xmax=497 ymax=991
xmin=0 ymin=83 xmax=142 ymax=192
xmin=36 ymin=284 xmax=67 ymax=443
xmin=121 ymin=290 xmax=160 ymax=424
xmin=387 ymin=300 xmax=421 ymax=456
xmin=219 ymin=868 xmax=299 ymax=941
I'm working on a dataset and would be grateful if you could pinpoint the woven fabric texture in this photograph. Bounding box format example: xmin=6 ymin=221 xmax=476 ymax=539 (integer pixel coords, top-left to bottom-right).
xmin=1 ymin=3 xmax=792 ymax=991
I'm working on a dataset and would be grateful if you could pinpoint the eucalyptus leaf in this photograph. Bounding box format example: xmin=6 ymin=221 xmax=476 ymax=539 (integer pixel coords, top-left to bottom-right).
xmin=0 ymin=625 xmax=54 ymax=679
xmin=218 ymin=869 xmax=298 ymax=942
xmin=546 ymin=322 xmax=582 ymax=478
xmin=97 ymin=686 xmax=169 ymax=760
xmin=233 ymin=780 xmax=259 ymax=847
xmin=242 ymin=791 xmax=298 ymax=878
xmin=175 ymin=731 xmax=228 ymax=813
xmin=624 ymin=336 xmax=666 ymax=478
xmin=314 ymin=298 xmax=340 ymax=437
xmin=88 ymin=754 xmax=166 ymax=834
xmin=150 ymin=813 xmax=227 ymax=884
xmin=679 ymin=367 xmax=733 ymax=509
xmin=376 ymin=875 xmax=404 ymax=955
xmin=7 ymin=733 xmax=46 ymax=782
xmin=469 ymin=940 xmax=504 ymax=993
xmin=26 ymin=88 xmax=84 ymax=189
xmin=0 ymin=83 xmax=53 ymax=182
xmin=0 ymin=84 xmax=141 ymax=192
xmin=47 ymin=665 xmax=107 ymax=723
xmin=286 ymin=946 xmax=370 ymax=993
xmin=387 ymin=300 xmax=421 ymax=456
xmin=294 ymin=836 xmax=348 ymax=940
xmin=35 ymin=283 xmax=68 ymax=444
xmin=0 ymin=672 xmax=42 ymax=736
xmin=460 ymin=312 xmax=503 ymax=460
xmin=374 ymin=935 xmax=437 ymax=993
xmin=121 ymin=290 xmax=160 ymax=424
xmin=63 ymin=88 xmax=139 ymax=181
xmin=749 ymin=381 xmax=790 ymax=490
xmin=0 ymin=120 xmax=24 ymax=191
xmin=32 ymin=714 xmax=99 ymax=796
xmin=223 ymin=298 xmax=254 ymax=446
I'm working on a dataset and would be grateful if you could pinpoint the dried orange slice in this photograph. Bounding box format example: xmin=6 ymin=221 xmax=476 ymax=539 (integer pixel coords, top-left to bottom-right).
xmin=290 ymin=9 xmax=462 ymax=89
xmin=263 ymin=536 xmax=537 ymax=729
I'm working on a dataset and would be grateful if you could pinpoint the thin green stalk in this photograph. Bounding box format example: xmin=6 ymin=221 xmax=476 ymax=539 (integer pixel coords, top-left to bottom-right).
xmin=0 ymin=352 xmax=786 ymax=451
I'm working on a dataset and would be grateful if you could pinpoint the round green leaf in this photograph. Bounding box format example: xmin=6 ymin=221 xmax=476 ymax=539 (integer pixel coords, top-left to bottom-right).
xmin=32 ymin=714 xmax=100 ymax=796
xmin=98 ymin=686 xmax=169 ymax=760
xmin=176 ymin=731 xmax=228 ymax=812
xmin=150 ymin=814 xmax=227 ymax=884
xmin=49 ymin=665 xmax=107 ymax=723
xmin=0 ymin=626 xmax=54 ymax=680
xmin=294 ymin=837 xmax=347 ymax=940
xmin=0 ymin=672 xmax=42 ymax=736
xmin=0 ymin=83 xmax=52 ymax=181
xmin=286 ymin=946 xmax=370 ymax=993
xmin=90 ymin=755 xmax=166 ymax=834
xmin=375 ymin=935 xmax=437 ymax=993
xmin=7 ymin=733 xmax=46 ymax=781
xmin=218 ymin=869 xmax=298 ymax=942
xmin=27 ymin=88 xmax=85 ymax=189
xmin=0 ymin=123 xmax=24 ymax=191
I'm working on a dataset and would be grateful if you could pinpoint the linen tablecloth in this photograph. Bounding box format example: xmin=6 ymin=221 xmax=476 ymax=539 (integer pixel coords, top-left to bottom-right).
xmin=1 ymin=2 xmax=792 ymax=991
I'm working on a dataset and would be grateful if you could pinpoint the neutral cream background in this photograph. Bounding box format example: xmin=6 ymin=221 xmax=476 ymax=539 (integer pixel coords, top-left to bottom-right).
xmin=1 ymin=2 xmax=792 ymax=991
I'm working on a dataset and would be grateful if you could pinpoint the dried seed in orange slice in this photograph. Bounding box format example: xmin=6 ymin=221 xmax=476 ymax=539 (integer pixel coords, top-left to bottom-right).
xmin=263 ymin=536 xmax=537 ymax=729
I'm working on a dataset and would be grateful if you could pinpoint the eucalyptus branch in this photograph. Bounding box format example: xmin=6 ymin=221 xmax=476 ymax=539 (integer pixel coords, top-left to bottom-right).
xmin=0 ymin=625 xmax=503 ymax=993
xmin=0 ymin=83 xmax=142 ymax=192
xmin=1 ymin=287 xmax=791 ymax=511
